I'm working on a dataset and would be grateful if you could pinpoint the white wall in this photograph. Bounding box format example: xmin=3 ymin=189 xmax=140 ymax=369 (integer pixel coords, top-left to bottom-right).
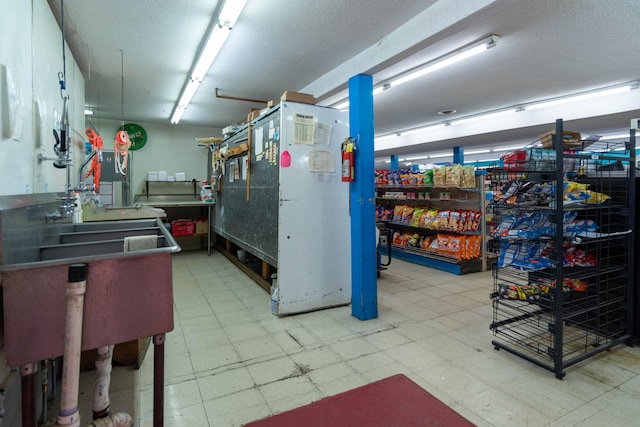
xmin=0 ymin=0 xmax=85 ymax=196
xmin=90 ymin=118 xmax=217 ymax=203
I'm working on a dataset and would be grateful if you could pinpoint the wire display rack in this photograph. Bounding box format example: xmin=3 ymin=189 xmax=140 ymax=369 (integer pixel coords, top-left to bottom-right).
xmin=487 ymin=119 xmax=636 ymax=379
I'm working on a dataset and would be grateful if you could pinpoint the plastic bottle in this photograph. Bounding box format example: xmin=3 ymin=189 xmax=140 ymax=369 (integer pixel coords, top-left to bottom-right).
xmin=271 ymin=275 xmax=279 ymax=315
xmin=72 ymin=193 xmax=83 ymax=223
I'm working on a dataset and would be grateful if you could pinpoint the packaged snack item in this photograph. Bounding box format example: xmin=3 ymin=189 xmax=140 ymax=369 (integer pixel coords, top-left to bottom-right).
xmin=401 ymin=206 xmax=415 ymax=224
xmin=393 ymin=205 xmax=405 ymax=223
xmin=423 ymin=169 xmax=434 ymax=186
xmin=461 ymin=165 xmax=476 ymax=188
xmin=420 ymin=236 xmax=433 ymax=251
xmin=392 ymin=231 xmax=402 ymax=245
xmin=446 ymin=164 xmax=463 ymax=187
xmin=406 ymin=233 xmax=421 ymax=248
xmin=419 ymin=208 xmax=439 ymax=228
xmin=410 ymin=208 xmax=424 ymax=227
xmin=433 ymin=167 xmax=446 ymax=187
xmin=432 ymin=210 xmax=450 ymax=230
xmin=428 ymin=237 xmax=440 ymax=252
xmin=448 ymin=210 xmax=461 ymax=231
xmin=400 ymin=232 xmax=414 ymax=246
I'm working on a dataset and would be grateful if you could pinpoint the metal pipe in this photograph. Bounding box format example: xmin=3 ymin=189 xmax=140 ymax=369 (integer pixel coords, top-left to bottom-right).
xmin=215 ymin=88 xmax=268 ymax=104
xmin=54 ymin=264 xmax=87 ymax=427
xmin=153 ymin=334 xmax=165 ymax=427
xmin=20 ymin=362 xmax=38 ymax=427
xmin=41 ymin=359 xmax=49 ymax=423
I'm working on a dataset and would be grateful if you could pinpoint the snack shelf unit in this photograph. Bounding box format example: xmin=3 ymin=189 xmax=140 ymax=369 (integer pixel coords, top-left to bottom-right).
xmin=488 ymin=119 xmax=635 ymax=379
xmin=375 ymin=176 xmax=488 ymax=275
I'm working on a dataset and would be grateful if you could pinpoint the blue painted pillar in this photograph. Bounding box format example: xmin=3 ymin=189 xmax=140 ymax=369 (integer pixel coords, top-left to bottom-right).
xmin=390 ymin=155 xmax=399 ymax=171
xmin=453 ymin=146 xmax=464 ymax=164
xmin=349 ymin=74 xmax=378 ymax=320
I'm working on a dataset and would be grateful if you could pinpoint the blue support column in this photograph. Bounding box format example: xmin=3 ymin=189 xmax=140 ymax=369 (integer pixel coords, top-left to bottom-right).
xmin=390 ymin=155 xmax=399 ymax=171
xmin=349 ymin=74 xmax=378 ymax=320
xmin=453 ymin=146 xmax=464 ymax=164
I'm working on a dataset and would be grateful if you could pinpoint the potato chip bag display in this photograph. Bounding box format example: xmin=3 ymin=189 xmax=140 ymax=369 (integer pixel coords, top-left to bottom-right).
xmin=423 ymin=169 xmax=434 ymax=186
xmin=420 ymin=236 xmax=433 ymax=251
xmin=392 ymin=231 xmax=402 ymax=245
xmin=410 ymin=208 xmax=424 ymax=227
xmin=433 ymin=166 xmax=446 ymax=187
xmin=462 ymin=165 xmax=476 ymax=188
xmin=393 ymin=205 xmax=405 ymax=223
xmin=401 ymin=206 xmax=415 ymax=224
xmin=446 ymin=164 xmax=463 ymax=187
xmin=432 ymin=210 xmax=450 ymax=229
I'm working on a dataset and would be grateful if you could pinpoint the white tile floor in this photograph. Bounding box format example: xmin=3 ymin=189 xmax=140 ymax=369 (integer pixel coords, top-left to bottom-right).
xmin=91 ymin=249 xmax=640 ymax=426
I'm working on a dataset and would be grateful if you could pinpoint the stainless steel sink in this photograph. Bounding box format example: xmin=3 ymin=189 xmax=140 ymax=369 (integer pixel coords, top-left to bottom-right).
xmin=0 ymin=194 xmax=181 ymax=367
xmin=35 ymin=218 xmax=179 ymax=262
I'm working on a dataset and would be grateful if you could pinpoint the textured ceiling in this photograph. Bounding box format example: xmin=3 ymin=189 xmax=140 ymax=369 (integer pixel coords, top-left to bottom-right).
xmin=47 ymin=0 xmax=640 ymax=167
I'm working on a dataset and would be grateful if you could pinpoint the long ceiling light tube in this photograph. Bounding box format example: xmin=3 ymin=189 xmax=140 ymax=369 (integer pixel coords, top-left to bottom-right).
xmin=334 ymin=35 xmax=499 ymax=110
xmin=170 ymin=0 xmax=248 ymax=124
xmin=374 ymin=80 xmax=639 ymax=143
xmin=389 ymin=36 xmax=498 ymax=88
xmin=525 ymin=82 xmax=637 ymax=111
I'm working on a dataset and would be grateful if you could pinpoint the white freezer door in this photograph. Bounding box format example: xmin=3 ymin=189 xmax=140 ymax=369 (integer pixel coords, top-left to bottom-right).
xmin=276 ymin=102 xmax=351 ymax=315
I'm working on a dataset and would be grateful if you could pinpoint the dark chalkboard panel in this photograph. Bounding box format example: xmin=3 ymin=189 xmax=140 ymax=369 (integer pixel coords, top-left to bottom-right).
xmin=213 ymin=108 xmax=280 ymax=265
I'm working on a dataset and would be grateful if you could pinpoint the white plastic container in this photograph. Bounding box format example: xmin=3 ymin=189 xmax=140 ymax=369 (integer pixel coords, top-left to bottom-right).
xmin=147 ymin=171 xmax=158 ymax=181
xmin=158 ymin=171 xmax=168 ymax=181
xmin=175 ymin=172 xmax=186 ymax=181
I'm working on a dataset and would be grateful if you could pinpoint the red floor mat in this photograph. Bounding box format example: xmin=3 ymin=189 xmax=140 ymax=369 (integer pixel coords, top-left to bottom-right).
xmin=244 ymin=374 xmax=476 ymax=427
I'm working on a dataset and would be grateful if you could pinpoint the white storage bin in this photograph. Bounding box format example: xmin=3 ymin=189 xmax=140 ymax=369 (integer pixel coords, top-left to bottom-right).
xmin=147 ymin=171 xmax=158 ymax=181
xmin=158 ymin=171 xmax=168 ymax=181
xmin=175 ymin=172 xmax=186 ymax=181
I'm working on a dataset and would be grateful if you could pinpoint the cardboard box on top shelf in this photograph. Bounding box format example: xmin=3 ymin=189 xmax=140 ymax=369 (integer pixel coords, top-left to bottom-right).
xmin=267 ymin=99 xmax=279 ymax=108
xmin=539 ymin=130 xmax=582 ymax=149
xmin=247 ymin=109 xmax=261 ymax=122
xmin=280 ymin=90 xmax=316 ymax=105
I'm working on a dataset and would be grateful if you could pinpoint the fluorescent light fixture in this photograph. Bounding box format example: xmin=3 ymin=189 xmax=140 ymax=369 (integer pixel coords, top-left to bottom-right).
xmin=451 ymin=109 xmax=516 ymax=125
xmin=375 ymin=133 xmax=400 ymax=142
xmin=84 ymin=109 xmax=93 ymax=116
xmin=405 ymin=155 xmax=430 ymax=161
xmin=429 ymin=153 xmax=451 ymax=159
xmin=402 ymin=123 xmax=446 ymax=136
xmin=170 ymin=0 xmax=247 ymax=124
xmin=465 ymin=149 xmax=491 ymax=155
xmin=525 ymin=82 xmax=638 ymax=111
xmin=492 ymin=144 xmax=525 ymax=152
xmin=171 ymin=79 xmax=201 ymax=124
xmin=390 ymin=35 xmax=498 ymax=88
xmin=331 ymin=35 xmax=499 ymax=109
xmin=191 ymin=25 xmax=231 ymax=81
xmin=600 ymin=132 xmax=629 ymax=140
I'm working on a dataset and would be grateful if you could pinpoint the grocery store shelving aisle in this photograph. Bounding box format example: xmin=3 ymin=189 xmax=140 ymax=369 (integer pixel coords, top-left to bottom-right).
xmin=131 ymin=250 xmax=640 ymax=426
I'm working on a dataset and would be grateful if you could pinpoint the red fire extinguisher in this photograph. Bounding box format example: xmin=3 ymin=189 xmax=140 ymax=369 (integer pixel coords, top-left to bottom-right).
xmin=342 ymin=137 xmax=356 ymax=182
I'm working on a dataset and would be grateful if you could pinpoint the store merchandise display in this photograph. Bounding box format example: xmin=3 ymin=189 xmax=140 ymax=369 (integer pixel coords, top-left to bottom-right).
xmin=488 ymin=119 xmax=635 ymax=379
xmin=375 ymin=165 xmax=488 ymax=274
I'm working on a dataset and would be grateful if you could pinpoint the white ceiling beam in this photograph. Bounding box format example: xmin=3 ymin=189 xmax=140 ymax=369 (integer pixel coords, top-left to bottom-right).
xmin=301 ymin=0 xmax=505 ymax=100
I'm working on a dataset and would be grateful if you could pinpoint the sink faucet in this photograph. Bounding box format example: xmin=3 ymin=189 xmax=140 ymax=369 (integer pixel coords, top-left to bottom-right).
xmin=39 ymin=96 xmax=94 ymax=221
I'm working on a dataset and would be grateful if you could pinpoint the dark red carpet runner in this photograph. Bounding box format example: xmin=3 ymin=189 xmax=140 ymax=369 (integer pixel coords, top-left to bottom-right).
xmin=244 ymin=374 xmax=476 ymax=427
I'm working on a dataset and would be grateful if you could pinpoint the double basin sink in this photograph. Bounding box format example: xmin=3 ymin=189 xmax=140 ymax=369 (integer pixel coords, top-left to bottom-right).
xmin=1 ymin=218 xmax=180 ymax=366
